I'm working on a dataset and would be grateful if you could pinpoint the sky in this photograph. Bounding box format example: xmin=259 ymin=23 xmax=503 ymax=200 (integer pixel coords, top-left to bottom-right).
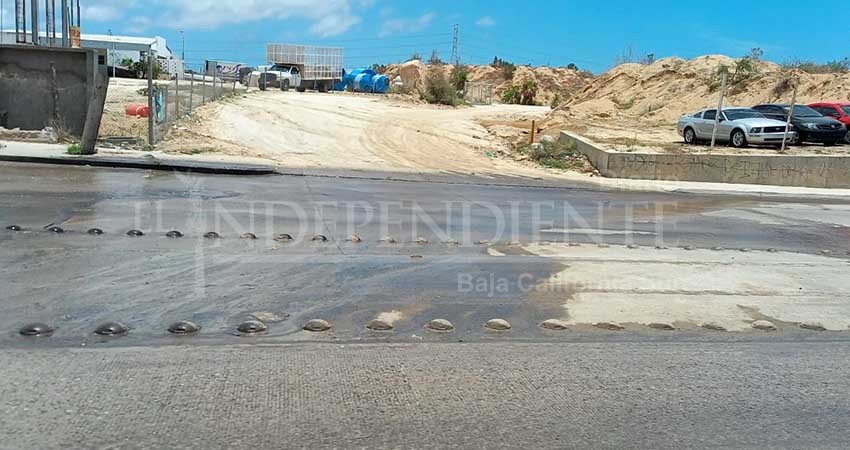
xmin=1 ymin=0 xmax=847 ymax=73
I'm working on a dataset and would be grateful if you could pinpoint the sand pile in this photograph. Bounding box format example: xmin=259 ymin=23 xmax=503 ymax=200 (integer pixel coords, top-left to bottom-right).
xmin=383 ymin=62 xmax=593 ymax=104
xmin=564 ymin=55 xmax=850 ymax=123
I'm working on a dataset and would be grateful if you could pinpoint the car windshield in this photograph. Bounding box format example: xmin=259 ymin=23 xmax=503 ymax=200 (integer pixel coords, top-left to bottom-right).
xmin=724 ymin=109 xmax=765 ymax=120
xmin=842 ymin=106 xmax=850 ymax=115
xmin=784 ymin=105 xmax=822 ymax=117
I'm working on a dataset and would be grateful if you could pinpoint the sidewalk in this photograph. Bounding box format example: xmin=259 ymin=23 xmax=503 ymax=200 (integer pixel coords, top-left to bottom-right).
xmin=3 ymin=140 xmax=850 ymax=200
xmin=0 ymin=141 xmax=277 ymax=175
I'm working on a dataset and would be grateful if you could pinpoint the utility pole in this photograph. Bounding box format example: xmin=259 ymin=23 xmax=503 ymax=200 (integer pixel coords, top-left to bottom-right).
xmin=109 ymin=29 xmax=116 ymax=77
xmin=180 ymin=29 xmax=184 ymax=61
xmin=451 ymin=24 xmax=459 ymax=66
xmin=147 ymin=53 xmax=155 ymax=146
xmin=710 ymin=72 xmax=727 ymax=150
xmin=781 ymin=81 xmax=798 ymax=153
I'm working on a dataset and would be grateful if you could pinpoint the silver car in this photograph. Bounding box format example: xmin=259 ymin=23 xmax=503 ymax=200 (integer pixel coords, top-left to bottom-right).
xmin=678 ymin=107 xmax=797 ymax=148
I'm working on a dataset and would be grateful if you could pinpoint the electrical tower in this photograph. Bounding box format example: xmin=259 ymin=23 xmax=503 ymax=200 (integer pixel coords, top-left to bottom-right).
xmin=451 ymin=24 xmax=460 ymax=66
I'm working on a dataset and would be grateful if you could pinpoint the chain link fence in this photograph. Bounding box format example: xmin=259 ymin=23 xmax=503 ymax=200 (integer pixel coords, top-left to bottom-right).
xmin=148 ymin=67 xmax=245 ymax=145
xmin=464 ymin=81 xmax=493 ymax=105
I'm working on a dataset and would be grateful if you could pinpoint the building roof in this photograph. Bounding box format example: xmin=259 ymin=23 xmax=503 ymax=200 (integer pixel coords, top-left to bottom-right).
xmin=0 ymin=30 xmax=171 ymax=57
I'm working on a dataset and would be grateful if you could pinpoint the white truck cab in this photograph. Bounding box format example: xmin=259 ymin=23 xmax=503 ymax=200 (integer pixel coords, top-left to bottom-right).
xmin=252 ymin=64 xmax=302 ymax=91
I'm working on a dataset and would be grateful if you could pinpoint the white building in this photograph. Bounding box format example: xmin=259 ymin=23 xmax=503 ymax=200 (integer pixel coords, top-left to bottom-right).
xmin=0 ymin=30 xmax=180 ymax=74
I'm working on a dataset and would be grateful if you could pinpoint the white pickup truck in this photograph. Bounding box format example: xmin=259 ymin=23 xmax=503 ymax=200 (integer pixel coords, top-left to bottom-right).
xmin=252 ymin=44 xmax=343 ymax=93
xmin=252 ymin=64 xmax=302 ymax=91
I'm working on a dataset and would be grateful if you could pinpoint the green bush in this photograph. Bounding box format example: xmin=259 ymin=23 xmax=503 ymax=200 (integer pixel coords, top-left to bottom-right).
xmin=130 ymin=59 xmax=161 ymax=79
xmin=66 ymin=144 xmax=83 ymax=155
xmin=421 ymin=68 xmax=458 ymax=106
xmin=492 ymin=56 xmax=516 ymax=79
xmin=502 ymin=80 xmax=538 ymax=105
xmin=450 ymin=64 xmax=469 ymax=93
xmin=519 ymin=139 xmax=584 ymax=170
xmin=501 ymin=85 xmax=520 ymax=104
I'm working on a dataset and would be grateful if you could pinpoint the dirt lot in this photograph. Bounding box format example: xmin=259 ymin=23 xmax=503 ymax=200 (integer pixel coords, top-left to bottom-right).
xmin=100 ymin=78 xmax=160 ymax=140
xmin=158 ymin=90 xmax=572 ymax=178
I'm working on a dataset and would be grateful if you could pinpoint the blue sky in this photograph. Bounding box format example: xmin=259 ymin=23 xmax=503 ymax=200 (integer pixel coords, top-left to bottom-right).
xmin=1 ymin=0 xmax=847 ymax=73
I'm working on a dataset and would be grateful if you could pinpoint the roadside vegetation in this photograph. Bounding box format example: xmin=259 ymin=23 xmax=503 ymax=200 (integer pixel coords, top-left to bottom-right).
xmin=66 ymin=144 xmax=82 ymax=155
xmin=492 ymin=56 xmax=516 ymax=79
xmin=517 ymin=138 xmax=591 ymax=171
xmin=781 ymin=58 xmax=850 ymax=74
xmin=501 ymin=80 xmax=539 ymax=105
xmin=421 ymin=67 xmax=459 ymax=106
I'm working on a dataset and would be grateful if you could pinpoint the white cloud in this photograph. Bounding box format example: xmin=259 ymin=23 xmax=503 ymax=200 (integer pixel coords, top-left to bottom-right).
xmin=162 ymin=0 xmax=362 ymax=37
xmin=310 ymin=14 xmax=361 ymax=37
xmin=379 ymin=12 xmax=435 ymax=37
xmin=83 ymin=0 xmax=136 ymax=22
xmin=127 ymin=17 xmax=152 ymax=34
xmin=476 ymin=16 xmax=496 ymax=27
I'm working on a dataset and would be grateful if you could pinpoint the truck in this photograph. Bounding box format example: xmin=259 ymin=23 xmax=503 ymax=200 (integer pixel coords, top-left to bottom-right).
xmin=252 ymin=44 xmax=343 ymax=93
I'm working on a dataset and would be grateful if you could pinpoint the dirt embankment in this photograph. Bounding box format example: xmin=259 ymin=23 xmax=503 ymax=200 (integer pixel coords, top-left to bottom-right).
xmin=562 ymin=55 xmax=850 ymax=124
xmin=382 ymin=60 xmax=593 ymax=106
xmin=536 ymin=55 xmax=850 ymax=155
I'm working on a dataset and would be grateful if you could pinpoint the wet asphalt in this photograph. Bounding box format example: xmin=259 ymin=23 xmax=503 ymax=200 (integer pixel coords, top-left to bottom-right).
xmin=1 ymin=163 xmax=849 ymax=347
xmin=2 ymin=162 xmax=850 ymax=449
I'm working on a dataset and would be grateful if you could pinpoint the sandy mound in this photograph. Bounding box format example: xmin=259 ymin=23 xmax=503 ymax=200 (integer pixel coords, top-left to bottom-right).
xmin=383 ymin=62 xmax=593 ymax=105
xmin=565 ymin=55 xmax=850 ymax=124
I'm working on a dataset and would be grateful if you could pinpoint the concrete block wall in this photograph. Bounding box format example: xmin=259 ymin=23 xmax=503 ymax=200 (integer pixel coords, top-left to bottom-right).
xmin=0 ymin=45 xmax=107 ymax=141
xmin=561 ymin=131 xmax=850 ymax=189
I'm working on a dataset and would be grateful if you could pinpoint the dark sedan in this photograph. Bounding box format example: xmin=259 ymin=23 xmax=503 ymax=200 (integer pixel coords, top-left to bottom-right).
xmin=752 ymin=104 xmax=847 ymax=146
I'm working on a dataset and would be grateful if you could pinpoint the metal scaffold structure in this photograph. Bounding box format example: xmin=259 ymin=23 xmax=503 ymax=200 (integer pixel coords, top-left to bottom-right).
xmin=12 ymin=0 xmax=79 ymax=47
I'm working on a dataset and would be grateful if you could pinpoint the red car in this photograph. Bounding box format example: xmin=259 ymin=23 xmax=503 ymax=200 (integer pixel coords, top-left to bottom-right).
xmin=809 ymin=102 xmax=850 ymax=144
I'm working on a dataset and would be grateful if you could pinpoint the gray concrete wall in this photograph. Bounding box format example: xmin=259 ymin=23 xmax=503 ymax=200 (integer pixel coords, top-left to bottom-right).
xmin=561 ymin=131 xmax=850 ymax=189
xmin=0 ymin=45 xmax=106 ymax=140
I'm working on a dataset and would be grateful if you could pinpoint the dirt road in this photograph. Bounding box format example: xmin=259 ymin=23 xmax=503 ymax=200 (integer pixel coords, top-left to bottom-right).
xmin=162 ymin=91 xmax=562 ymax=178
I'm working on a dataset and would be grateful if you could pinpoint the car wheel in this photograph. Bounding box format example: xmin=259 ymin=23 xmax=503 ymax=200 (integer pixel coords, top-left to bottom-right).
xmin=281 ymin=79 xmax=290 ymax=92
xmin=845 ymin=130 xmax=850 ymax=145
xmin=793 ymin=132 xmax=805 ymax=145
xmin=683 ymin=127 xmax=697 ymax=145
xmin=730 ymin=129 xmax=748 ymax=148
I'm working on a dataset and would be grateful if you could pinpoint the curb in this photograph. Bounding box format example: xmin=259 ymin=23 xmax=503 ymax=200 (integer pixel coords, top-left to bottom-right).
xmin=0 ymin=154 xmax=277 ymax=176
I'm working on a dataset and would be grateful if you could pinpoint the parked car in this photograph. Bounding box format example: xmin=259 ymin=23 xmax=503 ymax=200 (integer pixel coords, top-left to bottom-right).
xmin=678 ymin=107 xmax=796 ymax=148
xmin=808 ymin=102 xmax=850 ymax=144
xmin=752 ymin=104 xmax=846 ymax=146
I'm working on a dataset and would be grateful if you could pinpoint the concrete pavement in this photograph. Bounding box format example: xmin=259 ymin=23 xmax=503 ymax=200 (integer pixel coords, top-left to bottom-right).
xmin=1 ymin=341 xmax=849 ymax=450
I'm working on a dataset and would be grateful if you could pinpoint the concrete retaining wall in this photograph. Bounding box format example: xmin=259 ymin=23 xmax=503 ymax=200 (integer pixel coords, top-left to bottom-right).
xmin=561 ymin=131 xmax=850 ymax=189
xmin=0 ymin=45 xmax=107 ymax=146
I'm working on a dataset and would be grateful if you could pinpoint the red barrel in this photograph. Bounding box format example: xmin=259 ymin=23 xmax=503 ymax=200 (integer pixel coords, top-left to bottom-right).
xmin=124 ymin=103 xmax=149 ymax=117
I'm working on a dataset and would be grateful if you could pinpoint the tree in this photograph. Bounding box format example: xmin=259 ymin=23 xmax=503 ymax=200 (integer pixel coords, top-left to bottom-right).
xmin=566 ymin=63 xmax=579 ymax=71
xmin=519 ymin=80 xmax=538 ymax=105
xmin=429 ymin=50 xmax=444 ymax=65
xmin=749 ymin=48 xmax=764 ymax=61
xmin=409 ymin=53 xmax=422 ymax=62
xmin=421 ymin=67 xmax=458 ymax=106
xmin=450 ymin=64 xmax=469 ymax=92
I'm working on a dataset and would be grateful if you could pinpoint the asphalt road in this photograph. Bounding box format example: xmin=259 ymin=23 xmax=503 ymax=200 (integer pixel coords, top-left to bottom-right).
xmin=1 ymin=162 xmax=849 ymax=448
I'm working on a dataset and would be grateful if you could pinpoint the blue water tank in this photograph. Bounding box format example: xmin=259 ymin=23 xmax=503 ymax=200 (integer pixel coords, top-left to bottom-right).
xmin=372 ymin=74 xmax=389 ymax=94
xmin=338 ymin=68 xmax=389 ymax=94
